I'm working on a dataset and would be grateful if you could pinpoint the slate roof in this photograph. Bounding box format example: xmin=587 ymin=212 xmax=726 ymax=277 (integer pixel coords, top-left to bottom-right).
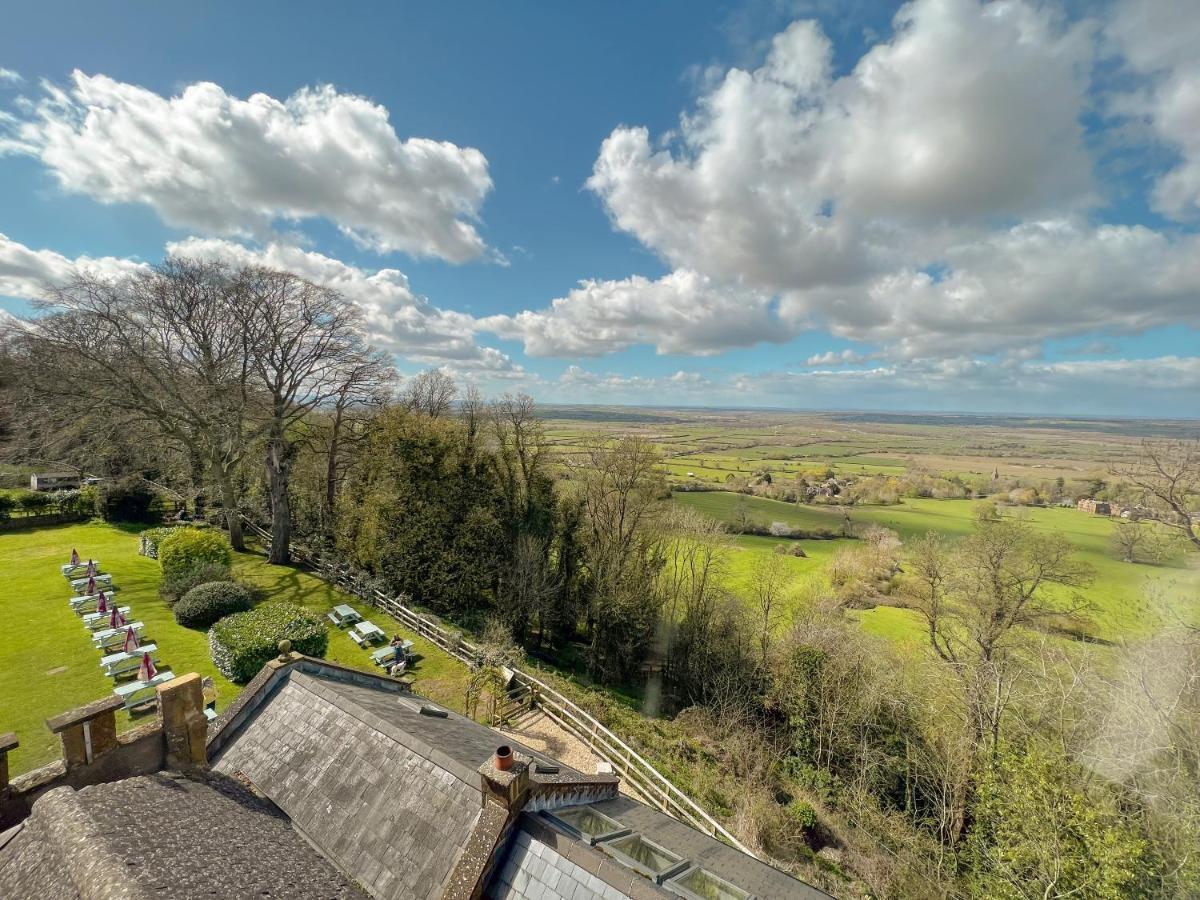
xmin=211 ymin=669 xmax=578 ymax=900
xmin=0 ymin=771 xmax=366 ymax=900
xmin=211 ymin=662 xmax=825 ymax=900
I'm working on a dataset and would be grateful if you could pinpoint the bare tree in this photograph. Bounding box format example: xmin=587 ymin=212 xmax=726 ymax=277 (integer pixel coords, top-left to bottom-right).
xmin=401 ymin=368 xmax=458 ymax=418
xmin=1115 ymin=439 xmax=1200 ymax=553
xmin=237 ymin=267 xmax=377 ymax=564
xmin=749 ymin=551 xmax=791 ymax=665
xmin=571 ymin=436 xmax=666 ymax=680
xmin=322 ymin=353 xmax=395 ymax=533
xmin=903 ymin=519 xmax=1092 ymax=845
xmin=12 ymin=259 xmax=253 ymax=548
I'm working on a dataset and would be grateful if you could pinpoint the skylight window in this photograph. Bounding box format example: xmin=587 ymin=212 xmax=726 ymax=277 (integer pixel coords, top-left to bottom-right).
xmin=666 ymin=865 xmax=755 ymax=900
xmin=543 ymin=805 xmax=626 ymax=844
xmin=597 ymin=832 xmax=687 ymax=883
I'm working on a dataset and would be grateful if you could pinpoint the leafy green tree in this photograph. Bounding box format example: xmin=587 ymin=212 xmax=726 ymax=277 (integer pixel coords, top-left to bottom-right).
xmin=339 ymin=407 xmax=502 ymax=619
xmin=968 ymin=744 xmax=1149 ymax=899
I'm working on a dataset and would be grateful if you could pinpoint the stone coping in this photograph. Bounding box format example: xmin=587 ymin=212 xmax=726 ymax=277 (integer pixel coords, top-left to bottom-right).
xmin=45 ymin=695 xmax=123 ymax=735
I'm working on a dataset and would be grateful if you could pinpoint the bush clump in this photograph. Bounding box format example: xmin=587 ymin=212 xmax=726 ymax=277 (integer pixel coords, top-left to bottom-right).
xmin=161 ymin=561 xmax=234 ymax=604
xmin=175 ymin=581 xmax=253 ymax=629
xmin=208 ymin=603 xmax=328 ymax=682
xmin=159 ymin=527 xmax=231 ymax=585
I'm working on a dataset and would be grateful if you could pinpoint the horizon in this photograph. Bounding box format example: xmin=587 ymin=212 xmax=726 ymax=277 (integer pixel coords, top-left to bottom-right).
xmin=1 ymin=0 xmax=1198 ymax=416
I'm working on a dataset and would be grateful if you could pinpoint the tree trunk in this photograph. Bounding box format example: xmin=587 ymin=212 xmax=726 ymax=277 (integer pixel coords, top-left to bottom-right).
xmin=210 ymin=459 xmax=245 ymax=551
xmin=266 ymin=437 xmax=292 ymax=565
xmin=324 ymin=405 xmax=344 ymax=536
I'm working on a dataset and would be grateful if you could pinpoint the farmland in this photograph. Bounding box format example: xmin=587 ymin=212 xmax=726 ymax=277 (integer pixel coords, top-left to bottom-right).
xmin=544 ymin=407 xmax=1200 ymax=654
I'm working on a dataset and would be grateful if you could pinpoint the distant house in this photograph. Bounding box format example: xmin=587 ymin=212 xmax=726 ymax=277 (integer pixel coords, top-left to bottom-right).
xmin=29 ymin=472 xmax=79 ymax=492
xmin=1076 ymin=498 xmax=1111 ymax=516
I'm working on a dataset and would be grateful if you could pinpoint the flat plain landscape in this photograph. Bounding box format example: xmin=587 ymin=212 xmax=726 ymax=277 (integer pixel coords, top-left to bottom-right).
xmin=545 ymin=407 xmax=1200 ymax=655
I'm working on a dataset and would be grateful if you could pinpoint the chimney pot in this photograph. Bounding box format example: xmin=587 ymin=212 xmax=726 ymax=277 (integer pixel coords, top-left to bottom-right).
xmin=495 ymin=745 xmax=513 ymax=772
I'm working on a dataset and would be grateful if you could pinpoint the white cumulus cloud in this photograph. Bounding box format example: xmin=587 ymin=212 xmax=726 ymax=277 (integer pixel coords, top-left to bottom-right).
xmin=479 ymin=269 xmax=787 ymax=357
xmin=568 ymin=0 xmax=1200 ymax=362
xmin=3 ymin=73 xmax=493 ymax=261
xmin=0 ymin=232 xmax=144 ymax=298
xmin=1106 ymin=0 xmax=1200 ymax=220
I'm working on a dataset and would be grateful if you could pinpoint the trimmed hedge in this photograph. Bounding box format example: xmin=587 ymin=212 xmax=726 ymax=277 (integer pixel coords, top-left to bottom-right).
xmin=159 ymin=528 xmax=231 ymax=583
xmin=175 ymin=581 xmax=253 ymax=629
xmin=208 ymin=603 xmax=328 ymax=683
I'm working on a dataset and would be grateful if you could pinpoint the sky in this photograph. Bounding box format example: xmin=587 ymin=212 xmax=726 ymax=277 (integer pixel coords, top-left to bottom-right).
xmin=0 ymin=0 xmax=1197 ymax=417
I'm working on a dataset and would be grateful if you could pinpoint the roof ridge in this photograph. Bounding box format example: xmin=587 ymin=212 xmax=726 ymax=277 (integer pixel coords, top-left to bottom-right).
xmin=26 ymin=786 xmax=155 ymax=900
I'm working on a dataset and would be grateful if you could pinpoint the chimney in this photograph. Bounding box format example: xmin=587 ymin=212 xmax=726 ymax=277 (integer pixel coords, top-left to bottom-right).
xmin=0 ymin=732 xmax=17 ymax=791
xmin=478 ymin=745 xmax=530 ymax=811
xmin=157 ymin=674 xmax=208 ymax=768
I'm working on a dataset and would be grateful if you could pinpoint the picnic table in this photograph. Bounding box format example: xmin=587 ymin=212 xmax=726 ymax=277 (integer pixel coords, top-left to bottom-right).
xmin=70 ymin=574 xmax=113 ymax=594
xmin=350 ymin=620 xmax=385 ymax=646
xmin=371 ymin=639 xmax=414 ymax=667
xmin=82 ymin=607 xmax=131 ymax=630
xmin=61 ymin=560 xmax=100 ymax=577
xmin=100 ymin=644 xmax=159 ymax=677
xmin=114 ymin=670 xmax=174 ymax=709
xmin=92 ymin=623 xmax=144 ymax=651
xmin=69 ymin=589 xmax=121 ymax=613
xmin=327 ymin=604 xmax=362 ymax=628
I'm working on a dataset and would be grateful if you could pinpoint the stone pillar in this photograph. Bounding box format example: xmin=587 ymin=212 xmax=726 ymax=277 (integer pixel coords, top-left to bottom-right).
xmin=46 ymin=695 xmax=124 ymax=770
xmin=0 ymin=732 xmax=17 ymax=790
xmin=158 ymin=674 xmax=208 ymax=768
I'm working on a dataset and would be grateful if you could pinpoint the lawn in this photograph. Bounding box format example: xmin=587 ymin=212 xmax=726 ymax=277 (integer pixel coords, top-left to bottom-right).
xmin=673 ymin=491 xmax=1200 ymax=644
xmin=0 ymin=520 xmax=471 ymax=776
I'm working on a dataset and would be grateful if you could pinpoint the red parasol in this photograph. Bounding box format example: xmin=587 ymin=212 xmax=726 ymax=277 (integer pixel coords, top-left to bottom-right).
xmin=85 ymin=575 xmax=96 ymax=595
xmin=70 ymin=549 xmax=80 ymax=566
xmin=86 ymin=560 xmax=96 ymax=577
xmin=137 ymin=653 xmax=157 ymax=683
xmin=97 ymin=591 xmax=108 ymax=614
xmin=110 ymin=606 xmax=125 ymax=629
xmin=123 ymin=627 xmax=139 ymax=653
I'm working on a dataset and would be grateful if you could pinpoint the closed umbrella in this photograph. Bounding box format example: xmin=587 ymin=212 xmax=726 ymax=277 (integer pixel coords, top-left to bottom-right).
xmin=96 ymin=591 xmax=108 ymax=614
xmin=109 ymin=606 xmax=125 ymax=629
xmin=137 ymin=653 xmax=157 ymax=683
xmin=86 ymin=559 xmax=97 ymax=577
xmin=123 ymin=626 xmax=139 ymax=653
xmin=70 ymin=549 xmax=80 ymax=566
xmin=85 ymin=575 xmax=96 ymax=595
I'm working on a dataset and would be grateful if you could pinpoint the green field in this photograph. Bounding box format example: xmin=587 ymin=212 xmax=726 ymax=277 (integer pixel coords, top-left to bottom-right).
xmin=672 ymin=491 xmax=1200 ymax=645
xmin=0 ymin=521 xmax=470 ymax=776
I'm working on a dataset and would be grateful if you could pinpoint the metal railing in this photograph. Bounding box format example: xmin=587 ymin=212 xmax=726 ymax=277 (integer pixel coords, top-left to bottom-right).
xmin=239 ymin=518 xmax=754 ymax=856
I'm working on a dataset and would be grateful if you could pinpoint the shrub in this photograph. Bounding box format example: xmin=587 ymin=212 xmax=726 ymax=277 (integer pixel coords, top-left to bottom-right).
xmin=98 ymin=477 xmax=160 ymax=522
xmin=208 ymin=603 xmax=328 ymax=682
xmin=159 ymin=528 xmax=231 ymax=584
xmin=161 ymin=561 xmax=234 ymax=604
xmin=18 ymin=492 xmax=54 ymax=515
xmin=0 ymin=494 xmax=14 ymax=521
xmin=175 ymin=581 xmax=253 ymax=629
xmin=139 ymin=526 xmax=178 ymax=559
xmin=785 ymin=799 xmax=819 ymax=833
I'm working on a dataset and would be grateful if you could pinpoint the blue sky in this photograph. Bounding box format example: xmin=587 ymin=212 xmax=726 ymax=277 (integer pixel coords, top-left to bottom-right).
xmin=1 ymin=0 xmax=1197 ymax=416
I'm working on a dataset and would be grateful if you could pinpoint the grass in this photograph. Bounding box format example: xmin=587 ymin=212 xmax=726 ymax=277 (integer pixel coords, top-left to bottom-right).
xmin=673 ymin=491 xmax=1200 ymax=644
xmin=0 ymin=520 xmax=471 ymax=776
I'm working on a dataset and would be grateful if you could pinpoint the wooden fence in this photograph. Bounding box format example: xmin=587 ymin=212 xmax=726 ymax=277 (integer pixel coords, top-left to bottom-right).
xmin=240 ymin=518 xmax=754 ymax=856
